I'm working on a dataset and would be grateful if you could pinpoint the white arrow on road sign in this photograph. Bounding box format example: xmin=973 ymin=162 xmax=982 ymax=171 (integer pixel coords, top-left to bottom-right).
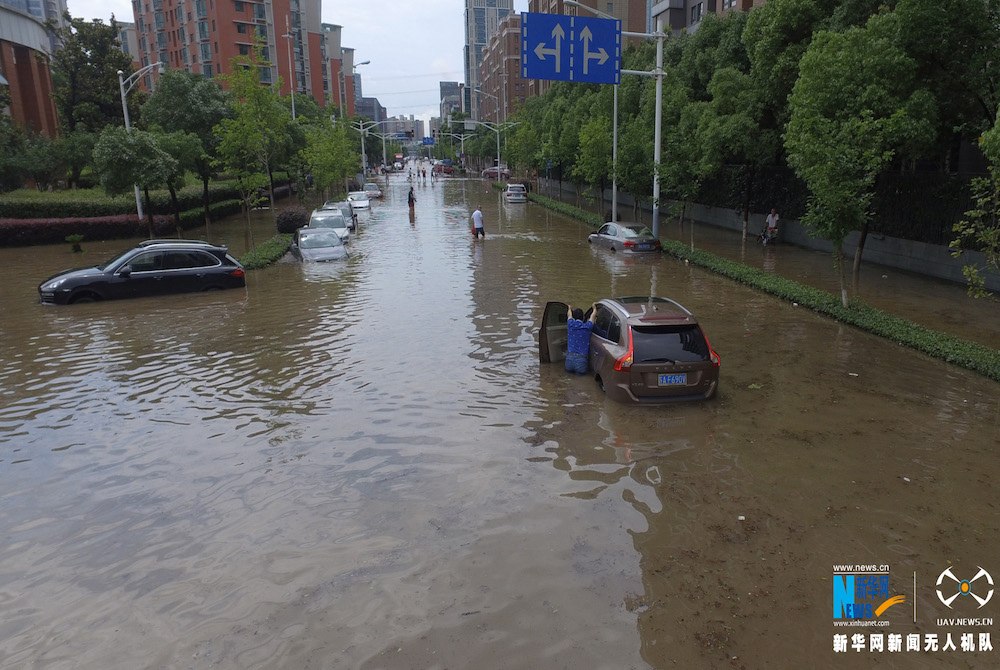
xmin=533 ymin=23 xmax=565 ymax=73
xmin=579 ymin=26 xmax=609 ymax=75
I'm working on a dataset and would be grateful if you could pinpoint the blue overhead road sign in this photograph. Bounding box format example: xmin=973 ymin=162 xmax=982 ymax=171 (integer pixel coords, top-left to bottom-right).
xmin=521 ymin=12 xmax=621 ymax=85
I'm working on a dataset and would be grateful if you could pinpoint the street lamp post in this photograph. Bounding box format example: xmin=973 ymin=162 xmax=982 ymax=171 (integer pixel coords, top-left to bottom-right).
xmin=466 ymin=118 xmax=518 ymax=182
xmin=117 ymin=62 xmax=162 ymax=222
xmin=352 ymin=118 xmax=393 ymax=175
xmin=474 ymin=89 xmax=506 ymax=182
xmin=339 ymin=59 xmax=369 ymax=118
xmin=283 ymin=15 xmax=296 ymax=120
xmin=563 ymin=1 xmax=663 ymax=234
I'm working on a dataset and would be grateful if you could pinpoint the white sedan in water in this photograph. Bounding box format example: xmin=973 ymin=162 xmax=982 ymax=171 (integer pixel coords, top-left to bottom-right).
xmin=347 ymin=192 xmax=370 ymax=209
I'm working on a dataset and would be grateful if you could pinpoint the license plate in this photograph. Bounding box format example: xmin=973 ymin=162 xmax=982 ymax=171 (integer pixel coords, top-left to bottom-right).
xmin=658 ymin=373 xmax=687 ymax=386
xmin=638 ymin=243 xmax=651 ymax=250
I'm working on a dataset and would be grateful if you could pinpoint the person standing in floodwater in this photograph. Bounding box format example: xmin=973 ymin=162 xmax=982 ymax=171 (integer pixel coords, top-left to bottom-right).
xmin=565 ymin=304 xmax=598 ymax=374
xmin=471 ymin=206 xmax=485 ymax=238
xmin=408 ymin=187 xmax=416 ymax=208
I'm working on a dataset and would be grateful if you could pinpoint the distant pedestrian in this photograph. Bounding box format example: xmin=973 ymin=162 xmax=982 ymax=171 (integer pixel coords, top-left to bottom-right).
xmin=471 ymin=206 xmax=485 ymax=238
xmin=565 ymin=304 xmax=598 ymax=374
xmin=408 ymin=187 xmax=416 ymax=208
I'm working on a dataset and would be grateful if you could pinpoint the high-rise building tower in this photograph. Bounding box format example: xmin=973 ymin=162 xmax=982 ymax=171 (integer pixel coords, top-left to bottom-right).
xmin=464 ymin=0 xmax=513 ymax=120
xmin=131 ymin=0 xmax=327 ymax=106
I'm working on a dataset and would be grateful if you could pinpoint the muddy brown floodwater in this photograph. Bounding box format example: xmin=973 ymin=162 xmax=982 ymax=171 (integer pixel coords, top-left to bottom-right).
xmin=0 ymin=174 xmax=998 ymax=669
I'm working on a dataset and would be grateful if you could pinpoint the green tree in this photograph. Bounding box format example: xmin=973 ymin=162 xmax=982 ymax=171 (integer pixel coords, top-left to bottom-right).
xmin=785 ymin=15 xmax=936 ymax=306
xmin=50 ymin=15 xmax=135 ymax=132
xmin=951 ymin=119 xmax=1000 ymax=297
xmin=20 ymin=134 xmax=62 ymax=191
xmin=154 ymin=130 xmax=203 ymax=229
xmin=573 ymin=113 xmax=612 ymax=216
xmin=55 ymin=130 xmax=97 ymax=188
xmin=92 ymin=125 xmax=177 ymax=237
xmin=301 ymin=118 xmax=357 ymax=198
xmin=215 ymin=43 xmax=293 ymax=242
xmin=142 ymin=70 xmax=232 ymax=224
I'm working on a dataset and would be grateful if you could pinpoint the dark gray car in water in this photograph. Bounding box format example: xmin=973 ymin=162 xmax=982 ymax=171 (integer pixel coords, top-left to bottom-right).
xmin=539 ymin=296 xmax=720 ymax=403
xmin=38 ymin=239 xmax=246 ymax=305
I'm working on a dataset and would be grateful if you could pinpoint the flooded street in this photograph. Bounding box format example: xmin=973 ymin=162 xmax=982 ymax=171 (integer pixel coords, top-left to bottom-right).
xmin=1 ymin=173 xmax=998 ymax=669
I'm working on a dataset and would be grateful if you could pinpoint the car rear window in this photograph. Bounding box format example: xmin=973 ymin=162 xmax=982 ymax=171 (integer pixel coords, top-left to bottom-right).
xmin=631 ymin=325 xmax=710 ymax=363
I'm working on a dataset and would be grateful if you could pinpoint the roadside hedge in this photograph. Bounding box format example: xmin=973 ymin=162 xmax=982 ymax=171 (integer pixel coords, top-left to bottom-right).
xmin=0 ymin=183 xmax=243 ymax=219
xmin=528 ymin=191 xmax=1000 ymax=383
xmin=0 ymin=199 xmax=243 ymax=246
xmin=240 ymin=233 xmax=292 ymax=270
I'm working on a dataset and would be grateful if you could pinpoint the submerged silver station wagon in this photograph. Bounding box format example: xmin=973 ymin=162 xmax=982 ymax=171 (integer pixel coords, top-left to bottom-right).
xmin=539 ymin=296 xmax=720 ymax=403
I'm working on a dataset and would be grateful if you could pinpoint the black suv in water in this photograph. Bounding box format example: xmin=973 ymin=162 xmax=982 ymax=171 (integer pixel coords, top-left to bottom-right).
xmin=39 ymin=240 xmax=246 ymax=305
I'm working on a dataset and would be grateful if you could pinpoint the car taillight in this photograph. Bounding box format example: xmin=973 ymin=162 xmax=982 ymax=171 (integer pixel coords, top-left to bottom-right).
xmin=614 ymin=328 xmax=634 ymax=371
xmin=231 ymin=268 xmax=245 ymax=278
xmin=703 ymin=334 xmax=721 ymax=367
xmin=623 ymin=240 xmax=636 ymax=249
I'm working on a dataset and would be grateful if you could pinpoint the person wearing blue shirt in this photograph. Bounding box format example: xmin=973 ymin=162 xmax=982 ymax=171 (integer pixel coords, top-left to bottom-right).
xmin=565 ymin=303 xmax=597 ymax=374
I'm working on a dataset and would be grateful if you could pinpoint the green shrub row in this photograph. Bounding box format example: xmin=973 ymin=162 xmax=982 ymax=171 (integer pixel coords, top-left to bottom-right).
xmin=660 ymin=240 xmax=1000 ymax=381
xmin=528 ymin=192 xmax=604 ymax=227
xmin=0 ymin=199 xmax=243 ymax=246
xmin=529 ymin=190 xmax=1000 ymax=383
xmin=240 ymin=234 xmax=292 ymax=270
xmin=0 ymin=183 xmax=243 ymax=219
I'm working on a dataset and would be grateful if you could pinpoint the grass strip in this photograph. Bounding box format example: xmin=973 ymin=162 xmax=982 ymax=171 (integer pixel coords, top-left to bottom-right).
xmin=240 ymin=234 xmax=292 ymax=270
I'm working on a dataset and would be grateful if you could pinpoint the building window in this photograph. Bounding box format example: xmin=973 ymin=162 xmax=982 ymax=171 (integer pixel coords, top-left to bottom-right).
xmin=195 ymin=0 xmax=207 ymax=18
xmin=198 ymin=21 xmax=209 ymax=39
xmin=203 ymin=63 xmax=213 ymax=77
xmin=259 ymin=67 xmax=271 ymax=83
xmin=154 ymin=11 xmax=164 ymax=29
xmin=234 ymin=0 xmax=244 ymax=9
xmin=236 ymin=22 xmax=247 ymax=34
xmin=200 ymin=43 xmax=211 ymax=60
xmin=723 ymin=0 xmax=736 ymax=7
xmin=691 ymin=2 xmax=703 ymax=22
xmin=238 ymin=44 xmax=250 ymax=55
xmin=254 ymin=3 xmax=265 ymax=20
xmin=607 ymin=2 xmax=614 ymax=14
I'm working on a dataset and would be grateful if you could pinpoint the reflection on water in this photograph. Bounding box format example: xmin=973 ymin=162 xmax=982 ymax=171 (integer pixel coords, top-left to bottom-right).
xmin=0 ymin=178 xmax=997 ymax=668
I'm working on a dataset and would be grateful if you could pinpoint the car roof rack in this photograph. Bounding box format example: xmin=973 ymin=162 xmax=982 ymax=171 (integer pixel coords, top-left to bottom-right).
xmin=138 ymin=239 xmax=213 ymax=247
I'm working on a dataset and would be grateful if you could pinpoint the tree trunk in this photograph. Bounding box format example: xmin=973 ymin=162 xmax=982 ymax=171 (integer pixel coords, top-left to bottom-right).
xmin=144 ymin=187 xmax=154 ymax=239
xmin=852 ymin=219 xmax=870 ymax=289
xmin=168 ymin=183 xmax=182 ymax=234
xmin=267 ymin=167 xmax=276 ymax=220
xmin=833 ymin=243 xmax=849 ymax=308
xmin=742 ymin=164 xmax=756 ymax=240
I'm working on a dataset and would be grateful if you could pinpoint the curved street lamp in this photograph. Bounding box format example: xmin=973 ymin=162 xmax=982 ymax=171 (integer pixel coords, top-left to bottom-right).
xmin=340 ymin=59 xmax=369 ymax=117
xmin=118 ymin=62 xmax=163 ymax=222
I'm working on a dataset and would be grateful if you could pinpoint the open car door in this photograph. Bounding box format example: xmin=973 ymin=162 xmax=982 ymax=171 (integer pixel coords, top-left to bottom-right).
xmin=538 ymin=301 xmax=569 ymax=363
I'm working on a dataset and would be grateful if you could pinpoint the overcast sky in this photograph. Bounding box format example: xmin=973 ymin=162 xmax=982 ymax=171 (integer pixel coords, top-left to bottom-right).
xmin=67 ymin=0 xmax=530 ymax=122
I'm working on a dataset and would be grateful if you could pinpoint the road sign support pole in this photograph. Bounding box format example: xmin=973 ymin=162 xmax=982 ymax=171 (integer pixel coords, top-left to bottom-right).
xmin=612 ymin=84 xmax=618 ymax=223
xmin=652 ymin=16 xmax=663 ymax=239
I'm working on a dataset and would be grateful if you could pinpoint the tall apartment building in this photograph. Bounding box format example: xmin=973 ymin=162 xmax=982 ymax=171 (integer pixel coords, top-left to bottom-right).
xmin=654 ymin=0 xmax=759 ymax=34
xmin=0 ymin=0 xmax=63 ymax=135
xmin=322 ymin=24 xmax=360 ymax=116
xmin=439 ymin=81 xmax=463 ymax=122
xmin=130 ymin=0 xmax=327 ymax=107
xmin=478 ymin=13 xmax=525 ymax=124
xmin=464 ymin=0 xmax=512 ymax=120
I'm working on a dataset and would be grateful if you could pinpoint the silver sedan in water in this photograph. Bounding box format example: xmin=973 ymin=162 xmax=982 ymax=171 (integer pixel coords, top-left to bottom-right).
xmin=588 ymin=222 xmax=662 ymax=253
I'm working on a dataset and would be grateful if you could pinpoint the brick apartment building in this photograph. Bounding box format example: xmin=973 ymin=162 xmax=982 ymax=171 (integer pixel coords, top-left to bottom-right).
xmin=130 ymin=0 xmax=330 ymax=107
xmin=0 ymin=0 xmax=62 ymax=136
